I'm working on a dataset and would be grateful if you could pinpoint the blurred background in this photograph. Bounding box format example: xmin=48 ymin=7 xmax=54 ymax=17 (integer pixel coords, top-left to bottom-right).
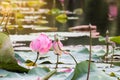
xmin=0 ymin=0 xmax=120 ymax=36
xmin=0 ymin=0 xmax=120 ymax=47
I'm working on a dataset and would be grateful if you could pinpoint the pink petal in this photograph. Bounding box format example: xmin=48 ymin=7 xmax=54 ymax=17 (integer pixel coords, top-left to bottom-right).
xmin=30 ymin=33 xmax=52 ymax=54
xmin=60 ymin=68 xmax=72 ymax=73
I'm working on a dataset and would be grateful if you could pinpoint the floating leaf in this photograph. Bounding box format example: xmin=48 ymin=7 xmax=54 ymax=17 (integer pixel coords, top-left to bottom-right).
xmin=110 ymin=36 xmax=120 ymax=44
xmin=1 ymin=2 xmax=10 ymax=8
xmin=25 ymin=60 xmax=37 ymax=66
xmin=109 ymin=72 xmax=116 ymax=77
xmin=66 ymin=61 xmax=117 ymax=80
xmin=16 ymin=12 xmax=24 ymax=19
xmin=76 ymin=47 xmax=89 ymax=54
xmin=7 ymin=25 xmax=15 ymax=30
xmin=28 ymin=67 xmax=50 ymax=76
xmin=56 ymin=14 xmax=67 ymax=23
xmin=92 ymin=50 xmax=106 ymax=58
xmin=73 ymin=8 xmax=83 ymax=15
xmin=17 ymin=24 xmax=23 ymax=30
xmin=99 ymin=36 xmax=120 ymax=44
xmin=0 ymin=32 xmax=29 ymax=73
xmin=48 ymin=8 xmax=60 ymax=15
xmin=41 ymin=61 xmax=52 ymax=64
xmin=27 ymin=1 xmax=46 ymax=7
xmin=15 ymin=53 xmax=25 ymax=63
xmin=98 ymin=36 xmax=105 ymax=42
xmin=42 ymin=69 xmax=57 ymax=80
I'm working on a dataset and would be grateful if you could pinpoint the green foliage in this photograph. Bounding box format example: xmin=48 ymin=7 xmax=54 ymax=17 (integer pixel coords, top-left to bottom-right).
xmin=28 ymin=67 xmax=50 ymax=76
xmin=110 ymin=36 xmax=120 ymax=44
xmin=68 ymin=61 xmax=116 ymax=80
xmin=99 ymin=36 xmax=120 ymax=44
xmin=0 ymin=32 xmax=29 ymax=73
xmin=48 ymin=8 xmax=61 ymax=15
xmin=73 ymin=8 xmax=83 ymax=15
xmin=16 ymin=12 xmax=24 ymax=19
xmin=0 ymin=32 xmax=15 ymax=63
xmin=99 ymin=36 xmax=105 ymax=42
xmin=27 ymin=1 xmax=46 ymax=7
xmin=92 ymin=50 xmax=106 ymax=59
xmin=56 ymin=14 xmax=67 ymax=23
xmin=110 ymin=72 xmax=116 ymax=77
xmin=76 ymin=47 xmax=89 ymax=54
xmin=0 ymin=67 xmax=56 ymax=80
xmin=1 ymin=46 xmax=120 ymax=79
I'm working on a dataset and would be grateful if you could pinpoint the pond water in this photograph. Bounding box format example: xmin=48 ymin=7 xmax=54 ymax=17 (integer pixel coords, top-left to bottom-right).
xmin=1 ymin=24 xmax=120 ymax=80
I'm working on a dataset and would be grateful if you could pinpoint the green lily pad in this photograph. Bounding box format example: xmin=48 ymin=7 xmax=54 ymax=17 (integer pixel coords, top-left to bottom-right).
xmin=0 ymin=32 xmax=29 ymax=73
xmin=99 ymin=36 xmax=120 ymax=44
xmin=0 ymin=32 xmax=15 ymax=63
xmin=92 ymin=50 xmax=106 ymax=58
xmin=28 ymin=67 xmax=50 ymax=76
xmin=99 ymin=36 xmax=105 ymax=42
xmin=27 ymin=1 xmax=46 ymax=7
xmin=56 ymin=14 xmax=67 ymax=23
xmin=48 ymin=8 xmax=60 ymax=15
xmin=73 ymin=8 xmax=83 ymax=15
xmin=66 ymin=61 xmax=117 ymax=80
xmin=110 ymin=36 xmax=120 ymax=44
xmin=77 ymin=47 xmax=89 ymax=54
xmin=16 ymin=12 xmax=24 ymax=19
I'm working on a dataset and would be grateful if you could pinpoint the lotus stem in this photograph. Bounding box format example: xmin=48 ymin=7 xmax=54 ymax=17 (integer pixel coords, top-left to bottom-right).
xmin=105 ymin=30 xmax=109 ymax=63
xmin=86 ymin=24 xmax=92 ymax=80
xmin=52 ymin=0 xmax=56 ymax=27
xmin=0 ymin=14 xmax=5 ymax=25
xmin=55 ymin=54 xmax=59 ymax=69
xmin=41 ymin=69 xmax=57 ymax=80
xmin=3 ymin=13 xmax=10 ymax=34
xmin=110 ymin=42 xmax=115 ymax=67
xmin=53 ymin=0 xmax=56 ymax=8
xmin=33 ymin=52 xmax=39 ymax=66
xmin=110 ymin=47 xmax=114 ymax=67
xmin=105 ymin=42 xmax=109 ymax=63
xmin=69 ymin=53 xmax=78 ymax=65
xmin=61 ymin=0 xmax=65 ymax=11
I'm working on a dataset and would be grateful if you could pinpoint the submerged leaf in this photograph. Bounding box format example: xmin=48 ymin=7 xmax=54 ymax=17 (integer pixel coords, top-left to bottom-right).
xmin=76 ymin=47 xmax=89 ymax=54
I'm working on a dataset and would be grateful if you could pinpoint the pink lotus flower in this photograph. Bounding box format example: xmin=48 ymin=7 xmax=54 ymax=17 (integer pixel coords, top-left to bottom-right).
xmin=36 ymin=77 xmax=41 ymax=80
xmin=53 ymin=34 xmax=69 ymax=55
xmin=30 ymin=33 xmax=52 ymax=54
xmin=109 ymin=5 xmax=118 ymax=18
xmin=53 ymin=40 xmax=63 ymax=55
xmin=59 ymin=0 xmax=64 ymax=3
